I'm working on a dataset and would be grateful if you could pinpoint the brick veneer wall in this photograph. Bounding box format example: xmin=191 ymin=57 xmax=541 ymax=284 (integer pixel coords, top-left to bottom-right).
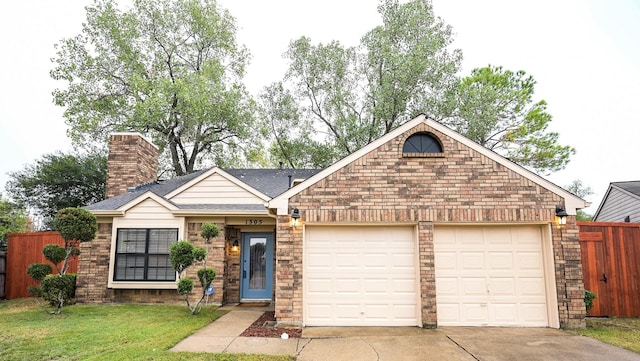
xmin=275 ymin=122 xmax=585 ymax=329
xmin=105 ymin=133 xmax=158 ymax=199
xmin=76 ymin=222 xmax=115 ymax=303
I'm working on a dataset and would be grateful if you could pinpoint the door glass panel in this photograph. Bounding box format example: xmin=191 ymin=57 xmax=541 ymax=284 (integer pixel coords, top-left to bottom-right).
xmin=249 ymin=238 xmax=267 ymax=290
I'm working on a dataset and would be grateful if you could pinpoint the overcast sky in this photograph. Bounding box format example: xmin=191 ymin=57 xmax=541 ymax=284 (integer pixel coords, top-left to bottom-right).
xmin=1 ymin=0 xmax=639 ymax=214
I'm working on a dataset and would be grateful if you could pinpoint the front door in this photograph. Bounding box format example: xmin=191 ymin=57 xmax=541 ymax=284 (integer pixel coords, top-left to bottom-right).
xmin=240 ymin=233 xmax=274 ymax=300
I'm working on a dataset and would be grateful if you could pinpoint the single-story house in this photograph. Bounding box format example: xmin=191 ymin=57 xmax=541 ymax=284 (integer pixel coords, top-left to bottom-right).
xmin=592 ymin=181 xmax=640 ymax=222
xmin=77 ymin=114 xmax=589 ymax=329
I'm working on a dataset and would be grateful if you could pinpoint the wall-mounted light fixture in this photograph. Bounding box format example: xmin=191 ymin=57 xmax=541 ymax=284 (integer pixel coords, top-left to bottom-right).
xmin=291 ymin=208 xmax=301 ymax=228
xmin=232 ymin=239 xmax=239 ymax=253
xmin=555 ymin=207 xmax=568 ymax=226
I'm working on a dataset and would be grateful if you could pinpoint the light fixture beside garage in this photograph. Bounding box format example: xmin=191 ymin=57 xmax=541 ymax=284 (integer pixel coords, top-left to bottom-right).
xmin=290 ymin=208 xmax=301 ymax=228
xmin=555 ymin=207 xmax=568 ymax=226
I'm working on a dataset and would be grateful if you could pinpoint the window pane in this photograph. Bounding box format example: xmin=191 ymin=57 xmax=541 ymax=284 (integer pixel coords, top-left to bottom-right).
xmin=403 ymin=133 xmax=442 ymax=153
xmin=249 ymin=238 xmax=267 ymax=290
xmin=116 ymin=229 xmax=146 ymax=253
xmin=149 ymin=229 xmax=178 ymax=253
xmin=147 ymin=255 xmax=175 ymax=281
xmin=115 ymin=254 xmax=146 ymax=280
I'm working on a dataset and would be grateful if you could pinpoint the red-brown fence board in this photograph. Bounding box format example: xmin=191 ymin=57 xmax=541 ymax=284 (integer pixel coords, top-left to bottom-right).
xmin=6 ymin=232 xmax=79 ymax=299
xmin=0 ymin=252 xmax=6 ymax=298
xmin=578 ymin=222 xmax=640 ymax=317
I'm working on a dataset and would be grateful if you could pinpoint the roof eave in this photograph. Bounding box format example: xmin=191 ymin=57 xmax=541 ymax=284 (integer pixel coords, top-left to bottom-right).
xmin=171 ymin=209 xmax=271 ymax=216
xmin=87 ymin=210 xmax=126 ymax=217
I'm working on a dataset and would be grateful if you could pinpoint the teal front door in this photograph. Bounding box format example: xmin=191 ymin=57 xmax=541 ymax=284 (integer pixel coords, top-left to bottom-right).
xmin=240 ymin=233 xmax=274 ymax=300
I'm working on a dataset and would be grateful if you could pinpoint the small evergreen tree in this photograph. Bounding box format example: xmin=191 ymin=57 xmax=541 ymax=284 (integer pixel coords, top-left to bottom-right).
xmin=169 ymin=223 xmax=219 ymax=315
xmin=26 ymin=207 xmax=97 ymax=314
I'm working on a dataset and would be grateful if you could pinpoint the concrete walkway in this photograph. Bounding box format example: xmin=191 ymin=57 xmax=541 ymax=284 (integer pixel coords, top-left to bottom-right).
xmin=171 ymin=304 xmax=309 ymax=356
xmin=172 ymin=306 xmax=640 ymax=360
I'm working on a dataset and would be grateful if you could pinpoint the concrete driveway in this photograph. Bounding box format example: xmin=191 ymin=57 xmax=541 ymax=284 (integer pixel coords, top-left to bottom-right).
xmin=297 ymin=326 xmax=640 ymax=361
xmin=173 ymin=306 xmax=639 ymax=360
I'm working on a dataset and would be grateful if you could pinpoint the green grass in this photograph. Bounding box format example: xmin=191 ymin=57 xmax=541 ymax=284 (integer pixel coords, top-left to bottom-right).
xmin=571 ymin=317 xmax=640 ymax=354
xmin=0 ymin=298 xmax=293 ymax=361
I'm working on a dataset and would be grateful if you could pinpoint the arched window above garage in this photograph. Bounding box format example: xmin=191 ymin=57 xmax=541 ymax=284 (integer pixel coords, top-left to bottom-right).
xmin=402 ymin=132 xmax=444 ymax=157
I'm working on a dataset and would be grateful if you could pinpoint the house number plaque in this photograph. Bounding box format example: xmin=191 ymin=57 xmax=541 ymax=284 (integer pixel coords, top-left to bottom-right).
xmin=245 ymin=219 xmax=263 ymax=225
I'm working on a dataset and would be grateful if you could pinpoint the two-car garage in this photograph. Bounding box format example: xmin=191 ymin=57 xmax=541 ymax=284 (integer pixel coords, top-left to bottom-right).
xmin=303 ymin=224 xmax=558 ymax=328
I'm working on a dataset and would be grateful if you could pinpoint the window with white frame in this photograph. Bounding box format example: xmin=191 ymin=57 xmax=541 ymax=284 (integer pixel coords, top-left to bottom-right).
xmin=114 ymin=228 xmax=178 ymax=281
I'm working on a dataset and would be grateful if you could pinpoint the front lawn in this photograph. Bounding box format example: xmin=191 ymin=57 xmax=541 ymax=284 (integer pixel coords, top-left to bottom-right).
xmin=0 ymin=298 xmax=293 ymax=361
xmin=572 ymin=317 xmax=640 ymax=354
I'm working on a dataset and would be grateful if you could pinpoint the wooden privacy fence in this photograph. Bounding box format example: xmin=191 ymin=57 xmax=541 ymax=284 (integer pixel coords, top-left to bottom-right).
xmin=6 ymin=232 xmax=78 ymax=299
xmin=579 ymin=222 xmax=640 ymax=317
xmin=0 ymin=252 xmax=5 ymax=298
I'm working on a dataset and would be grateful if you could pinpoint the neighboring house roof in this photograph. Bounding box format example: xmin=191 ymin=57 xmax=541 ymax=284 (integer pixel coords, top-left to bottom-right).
xmin=592 ymin=181 xmax=640 ymax=222
xmin=613 ymin=181 xmax=640 ymax=196
xmin=86 ymin=167 xmax=321 ymax=212
xmin=269 ymin=114 xmax=590 ymax=215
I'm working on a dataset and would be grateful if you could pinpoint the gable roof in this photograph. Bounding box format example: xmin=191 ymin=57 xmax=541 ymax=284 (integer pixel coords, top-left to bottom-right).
xmin=592 ymin=181 xmax=640 ymax=220
xmin=86 ymin=167 xmax=321 ymax=213
xmin=269 ymin=114 xmax=589 ymax=215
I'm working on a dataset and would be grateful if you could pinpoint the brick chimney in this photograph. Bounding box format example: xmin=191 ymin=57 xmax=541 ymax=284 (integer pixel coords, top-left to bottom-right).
xmin=105 ymin=133 xmax=159 ymax=199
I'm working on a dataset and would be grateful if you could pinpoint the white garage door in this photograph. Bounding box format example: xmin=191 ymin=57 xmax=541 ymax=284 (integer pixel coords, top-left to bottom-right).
xmin=304 ymin=226 xmax=418 ymax=326
xmin=434 ymin=225 xmax=549 ymax=327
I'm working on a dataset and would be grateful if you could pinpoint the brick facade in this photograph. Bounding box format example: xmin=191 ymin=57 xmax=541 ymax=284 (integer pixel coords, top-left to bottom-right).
xmin=274 ymin=122 xmax=585 ymax=328
xmin=105 ymin=133 xmax=158 ymax=199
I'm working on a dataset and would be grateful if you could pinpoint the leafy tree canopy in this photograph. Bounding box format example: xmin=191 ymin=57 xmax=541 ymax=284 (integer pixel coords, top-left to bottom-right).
xmin=51 ymin=0 xmax=259 ymax=176
xmin=261 ymin=0 xmax=461 ymax=168
xmin=5 ymin=152 xmax=106 ymax=230
xmin=0 ymin=194 xmax=29 ymax=251
xmin=261 ymin=0 xmax=574 ymax=174
xmin=440 ymin=65 xmax=575 ymax=174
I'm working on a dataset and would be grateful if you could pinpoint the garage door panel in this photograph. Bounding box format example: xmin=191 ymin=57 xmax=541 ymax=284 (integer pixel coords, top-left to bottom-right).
xmin=517 ymin=252 xmax=544 ymax=269
xmin=435 ymin=225 xmax=549 ymax=327
xmin=305 ymin=226 xmax=418 ymax=326
xmin=519 ymin=279 xmax=546 ymax=295
xmin=435 ymin=252 xmax=457 ymax=269
xmin=491 ymin=278 xmax=515 ymax=295
xmin=307 ymin=252 xmax=332 ymax=267
xmin=460 ymin=252 xmax=485 ymax=269
xmin=463 ymin=305 xmax=490 ymax=323
xmin=485 ymin=227 xmax=513 ymax=245
xmin=435 ymin=277 xmax=459 ymax=295
xmin=437 ymin=304 xmax=460 ymax=323
xmin=492 ymin=304 xmax=517 ymax=323
xmin=463 ymin=278 xmax=488 ymax=295
xmin=459 ymin=227 xmax=485 ymax=245
xmin=307 ymin=278 xmax=331 ymax=293
xmin=393 ymin=279 xmax=417 ymax=293
xmin=335 ymin=279 xmax=360 ymax=293
xmin=487 ymin=253 xmax=513 ymax=270
xmin=521 ymin=304 xmax=548 ymax=322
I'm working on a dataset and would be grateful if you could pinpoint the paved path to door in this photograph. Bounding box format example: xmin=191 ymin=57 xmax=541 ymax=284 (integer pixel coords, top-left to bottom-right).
xmin=172 ymin=305 xmax=640 ymax=360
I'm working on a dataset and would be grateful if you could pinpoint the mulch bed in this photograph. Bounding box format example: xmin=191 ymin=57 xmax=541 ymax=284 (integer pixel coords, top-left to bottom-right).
xmin=239 ymin=311 xmax=302 ymax=338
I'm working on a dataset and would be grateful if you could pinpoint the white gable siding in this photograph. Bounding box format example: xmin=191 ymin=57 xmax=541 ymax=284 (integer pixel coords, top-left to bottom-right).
xmin=120 ymin=198 xmax=177 ymax=222
xmin=169 ymin=173 xmax=265 ymax=205
xmin=594 ymin=187 xmax=640 ymax=222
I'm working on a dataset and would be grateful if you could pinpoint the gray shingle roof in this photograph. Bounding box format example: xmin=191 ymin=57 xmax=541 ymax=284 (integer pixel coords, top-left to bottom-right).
xmin=613 ymin=181 xmax=640 ymax=197
xmin=85 ymin=167 xmax=321 ymax=211
xmin=224 ymin=169 xmax=321 ymax=198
